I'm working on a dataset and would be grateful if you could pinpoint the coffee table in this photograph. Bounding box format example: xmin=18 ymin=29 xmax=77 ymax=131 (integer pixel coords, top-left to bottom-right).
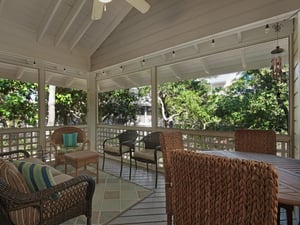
xmin=64 ymin=150 xmax=99 ymax=183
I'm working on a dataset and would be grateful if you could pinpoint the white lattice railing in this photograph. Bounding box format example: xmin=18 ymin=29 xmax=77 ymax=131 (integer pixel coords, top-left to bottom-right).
xmin=0 ymin=126 xmax=291 ymax=163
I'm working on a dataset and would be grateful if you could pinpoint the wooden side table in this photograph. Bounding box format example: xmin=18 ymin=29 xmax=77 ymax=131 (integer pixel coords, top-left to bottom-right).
xmin=64 ymin=151 xmax=99 ymax=183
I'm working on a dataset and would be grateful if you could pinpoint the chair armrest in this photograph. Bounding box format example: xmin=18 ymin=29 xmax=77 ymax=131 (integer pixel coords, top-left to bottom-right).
xmin=0 ymin=175 xmax=95 ymax=211
xmin=103 ymin=136 xmax=118 ymax=147
xmin=0 ymin=150 xmax=30 ymax=159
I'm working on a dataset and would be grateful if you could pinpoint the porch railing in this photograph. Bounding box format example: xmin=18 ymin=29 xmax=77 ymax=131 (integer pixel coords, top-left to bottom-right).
xmin=0 ymin=125 xmax=291 ymax=163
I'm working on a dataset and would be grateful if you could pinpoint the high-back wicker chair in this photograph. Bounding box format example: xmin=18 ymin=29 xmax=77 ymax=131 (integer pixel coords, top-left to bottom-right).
xmin=102 ymin=130 xmax=138 ymax=177
xmin=235 ymin=129 xmax=293 ymax=225
xmin=50 ymin=126 xmax=90 ymax=166
xmin=170 ymin=150 xmax=278 ymax=225
xmin=129 ymin=132 xmax=161 ymax=188
xmin=160 ymin=131 xmax=184 ymax=225
xmin=234 ymin=129 xmax=276 ymax=154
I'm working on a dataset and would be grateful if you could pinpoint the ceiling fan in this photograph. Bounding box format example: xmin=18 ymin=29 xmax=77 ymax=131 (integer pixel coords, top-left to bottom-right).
xmin=92 ymin=0 xmax=151 ymax=20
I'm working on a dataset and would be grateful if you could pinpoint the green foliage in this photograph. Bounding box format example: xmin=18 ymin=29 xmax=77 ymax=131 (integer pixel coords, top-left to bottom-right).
xmin=51 ymin=87 xmax=87 ymax=125
xmin=98 ymin=89 xmax=140 ymax=125
xmin=0 ymin=79 xmax=38 ymax=127
xmin=213 ymin=69 xmax=288 ymax=133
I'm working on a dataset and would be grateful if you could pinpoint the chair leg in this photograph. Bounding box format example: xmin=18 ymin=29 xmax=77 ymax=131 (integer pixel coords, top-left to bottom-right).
xmin=120 ymin=155 xmax=123 ymax=177
xmin=167 ymin=214 xmax=172 ymax=225
xmin=129 ymin=157 xmax=132 ymax=180
xmin=102 ymin=152 xmax=105 ymax=171
xmin=278 ymin=203 xmax=294 ymax=225
xmin=155 ymin=162 xmax=158 ymax=188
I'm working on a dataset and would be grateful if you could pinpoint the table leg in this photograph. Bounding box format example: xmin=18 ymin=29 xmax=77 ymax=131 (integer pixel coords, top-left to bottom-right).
xmin=96 ymin=160 xmax=99 ymax=183
xmin=65 ymin=162 xmax=67 ymax=174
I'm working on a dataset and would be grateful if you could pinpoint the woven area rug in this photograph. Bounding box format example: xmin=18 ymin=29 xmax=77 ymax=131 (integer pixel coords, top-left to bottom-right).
xmin=60 ymin=170 xmax=153 ymax=225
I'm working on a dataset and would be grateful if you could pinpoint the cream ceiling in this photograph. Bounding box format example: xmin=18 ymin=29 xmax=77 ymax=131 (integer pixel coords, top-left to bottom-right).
xmin=0 ymin=0 xmax=298 ymax=92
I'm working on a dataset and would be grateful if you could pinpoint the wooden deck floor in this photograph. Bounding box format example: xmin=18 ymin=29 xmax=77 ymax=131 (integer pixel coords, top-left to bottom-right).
xmin=101 ymin=157 xmax=292 ymax=225
xmin=102 ymin=158 xmax=167 ymax=225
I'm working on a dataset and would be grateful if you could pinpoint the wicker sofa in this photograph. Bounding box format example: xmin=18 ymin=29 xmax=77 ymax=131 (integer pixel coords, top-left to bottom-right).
xmin=0 ymin=150 xmax=95 ymax=225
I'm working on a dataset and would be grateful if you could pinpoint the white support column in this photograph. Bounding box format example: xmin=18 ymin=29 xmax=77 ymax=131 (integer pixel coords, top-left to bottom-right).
xmin=38 ymin=69 xmax=46 ymax=155
xmin=151 ymin=67 xmax=158 ymax=129
xmin=294 ymin=14 xmax=300 ymax=160
xmin=87 ymin=73 xmax=97 ymax=151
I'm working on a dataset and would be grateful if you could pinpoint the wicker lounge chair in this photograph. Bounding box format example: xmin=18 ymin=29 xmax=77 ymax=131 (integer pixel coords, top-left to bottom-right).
xmin=170 ymin=150 xmax=278 ymax=225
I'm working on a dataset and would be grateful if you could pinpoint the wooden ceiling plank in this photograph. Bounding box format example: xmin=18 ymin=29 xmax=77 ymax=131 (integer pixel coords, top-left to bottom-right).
xmin=88 ymin=5 xmax=131 ymax=56
xmin=199 ymin=59 xmax=210 ymax=74
xmin=55 ymin=0 xmax=87 ymax=47
xmin=16 ymin=68 xmax=25 ymax=79
xmin=70 ymin=19 xmax=93 ymax=51
xmin=37 ymin=0 xmax=63 ymax=42
xmin=0 ymin=0 xmax=7 ymax=14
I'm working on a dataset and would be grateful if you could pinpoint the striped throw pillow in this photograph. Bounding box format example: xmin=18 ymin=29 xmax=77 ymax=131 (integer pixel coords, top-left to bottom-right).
xmin=13 ymin=161 xmax=56 ymax=193
xmin=0 ymin=159 xmax=40 ymax=225
xmin=63 ymin=132 xmax=78 ymax=147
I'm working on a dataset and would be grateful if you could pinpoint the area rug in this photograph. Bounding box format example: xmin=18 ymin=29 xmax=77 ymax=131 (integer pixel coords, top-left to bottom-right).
xmin=60 ymin=170 xmax=153 ymax=225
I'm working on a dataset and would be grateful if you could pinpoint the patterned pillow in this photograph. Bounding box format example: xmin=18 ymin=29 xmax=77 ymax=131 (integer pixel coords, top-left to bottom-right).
xmin=63 ymin=132 xmax=78 ymax=147
xmin=0 ymin=159 xmax=40 ymax=225
xmin=13 ymin=160 xmax=56 ymax=193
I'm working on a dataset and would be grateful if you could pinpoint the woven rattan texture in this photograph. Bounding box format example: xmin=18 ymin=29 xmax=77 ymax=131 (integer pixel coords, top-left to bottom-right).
xmin=234 ymin=129 xmax=276 ymax=154
xmin=160 ymin=131 xmax=184 ymax=225
xmin=50 ymin=126 xmax=90 ymax=166
xmin=0 ymin=150 xmax=95 ymax=225
xmin=170 ymin=150 xmax=278 ymax=225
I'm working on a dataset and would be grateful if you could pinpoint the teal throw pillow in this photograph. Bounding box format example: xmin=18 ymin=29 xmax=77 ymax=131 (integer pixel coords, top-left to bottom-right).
xmin=63 ymin=132 xmax=78 ymax=147
xmin=13 ymin=161 xmax=56 ymax=193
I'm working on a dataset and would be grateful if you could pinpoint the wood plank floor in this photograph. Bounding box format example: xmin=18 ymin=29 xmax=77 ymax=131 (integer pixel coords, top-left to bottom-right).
xmin=101 ymin=158 xmax=167 ymax=225
xmin=101 ymin=157 xmax=292 ymax=225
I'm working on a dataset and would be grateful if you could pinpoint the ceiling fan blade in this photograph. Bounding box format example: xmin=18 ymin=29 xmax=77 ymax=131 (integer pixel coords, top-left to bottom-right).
xmin=126 ymin=0 xmax=150 ymax=14
xmin=91 ymin=0 xmax=104 ymax=20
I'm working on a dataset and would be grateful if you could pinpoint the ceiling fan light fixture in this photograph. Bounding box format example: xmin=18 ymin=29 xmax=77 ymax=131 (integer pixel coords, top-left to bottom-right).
xmin=98 ymin=0 xmax=112 ymax=3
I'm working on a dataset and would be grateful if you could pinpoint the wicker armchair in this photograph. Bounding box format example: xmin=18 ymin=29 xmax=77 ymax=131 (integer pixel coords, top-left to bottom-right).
xmin=169 ymin=150 xmax=278 ymax=225
xmin=129 ymin=132 xmax=161 ymax=188
xmin=102 ymin=130 xmax=138 ymax=177
xmin=0 ymin=150 xmax=95 ymax=225
xmin=234 ymin=129 xmax=276 ymax=154
xmin=50 ymin=126 xmax=90 ymax=167
xmin=160 ymin=131 xmax=184 ymax=225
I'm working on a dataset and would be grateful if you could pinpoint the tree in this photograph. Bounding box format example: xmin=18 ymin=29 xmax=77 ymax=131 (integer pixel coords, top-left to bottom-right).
xmin=0 ymin=79 xmax=38 ymax=127
xmin=98 ymin=89 xmax=140 ymax=125
xmin=213 ymin=69 xmax=288 ymax=133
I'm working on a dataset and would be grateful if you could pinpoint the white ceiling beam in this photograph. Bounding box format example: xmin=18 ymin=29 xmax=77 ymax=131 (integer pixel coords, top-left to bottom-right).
xmin=240 ymin=49 xmax=247 ymax=69
xmin=199 ymin=59 xmax=210 ymax=74
xmin=169 ymin=65 xmax=182 ymax=79
xmin=0 ymin=0 xmax=7 ymax=14
xmin=88 ymin=5 xmax=131 ymax=56
xmin=70 ymin=18 xmax=93 ymax=51
xmin=237 ymin=32 xmax=243 ymax=43
xmin=55 ymin=0 xmax=86 ymax=47
xmin=37 ymin=0 xmax=63 ymax=42
xmin=16 ymin=68 xmax=25 ymax=79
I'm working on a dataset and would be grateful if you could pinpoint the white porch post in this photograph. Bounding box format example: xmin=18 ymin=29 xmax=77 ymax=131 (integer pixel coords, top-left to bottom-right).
xmin=87 ymin=73 xmax=97 ymax=151
xmin=38 ymin=69 xmax=46 ymax=154
xmin=151 ymin=67 xmax=158 ymax=129
xmin=294 ymin=13 xmax=300 ymax=160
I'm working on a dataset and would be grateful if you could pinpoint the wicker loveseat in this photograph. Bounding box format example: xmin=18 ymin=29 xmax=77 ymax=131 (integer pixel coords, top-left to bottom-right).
xmin=0 ymin=150 xmax=95 ymax=225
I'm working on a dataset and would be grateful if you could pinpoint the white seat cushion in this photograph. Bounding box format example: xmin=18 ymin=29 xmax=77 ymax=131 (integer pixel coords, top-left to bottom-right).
xmin=104 ymin=145 xmax=130 ymax=154
xmin=133 ymin=149 xmax=162 ymax=161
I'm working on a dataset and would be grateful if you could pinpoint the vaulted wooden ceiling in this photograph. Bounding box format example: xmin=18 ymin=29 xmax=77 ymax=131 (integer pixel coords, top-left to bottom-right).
xmin=0 ymin=0 xmax=298 ymax=92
